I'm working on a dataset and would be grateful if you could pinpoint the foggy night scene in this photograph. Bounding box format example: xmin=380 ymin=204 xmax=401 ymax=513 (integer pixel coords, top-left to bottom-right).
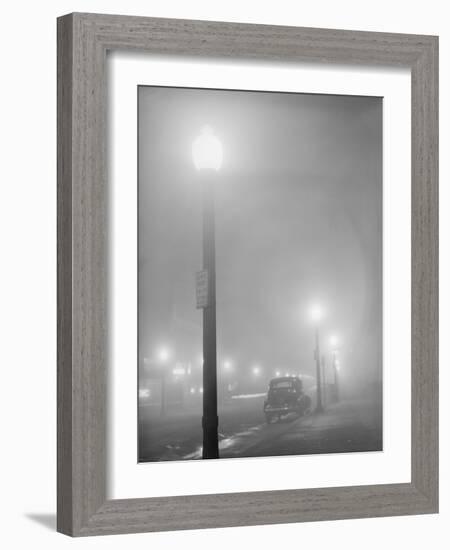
xmin=138 ymin=85 xmax=383 ymax=462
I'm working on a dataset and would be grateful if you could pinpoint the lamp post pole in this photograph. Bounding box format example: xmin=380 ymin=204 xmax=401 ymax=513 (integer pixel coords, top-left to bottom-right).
xmin=160 ymin=371 xmax=166 ymax=417
xmin=201 ymin=180 xmax=219 ymax=459
xmin=321 ymin=354 xmax=327 ymax=408
xmin=193 ymin=126 xmax=222 ymax=459
xmin=315 ymin=326 xmax=324 ymax=413
xmin=332 ymin=350 xmax=340 ymax=403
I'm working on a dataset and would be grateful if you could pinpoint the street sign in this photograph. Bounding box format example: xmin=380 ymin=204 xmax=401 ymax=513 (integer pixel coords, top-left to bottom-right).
xmin=196 ymin=270 xmax=209 ymax=308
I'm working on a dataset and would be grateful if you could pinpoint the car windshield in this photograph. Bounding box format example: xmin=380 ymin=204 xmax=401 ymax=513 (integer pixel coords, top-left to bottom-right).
xmin=271 ymin=381 xmax=294 ymax=389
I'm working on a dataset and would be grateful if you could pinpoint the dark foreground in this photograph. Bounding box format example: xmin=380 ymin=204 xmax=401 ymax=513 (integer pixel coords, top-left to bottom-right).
xmin=139 ymin=395 xmax=382 ymax=462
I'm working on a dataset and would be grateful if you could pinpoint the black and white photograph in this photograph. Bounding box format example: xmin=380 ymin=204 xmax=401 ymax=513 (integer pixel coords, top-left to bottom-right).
xmin=138 ymin=86 xmax=383 ymax=462
xmin=1 ymin=1 xmax=442 ymax=543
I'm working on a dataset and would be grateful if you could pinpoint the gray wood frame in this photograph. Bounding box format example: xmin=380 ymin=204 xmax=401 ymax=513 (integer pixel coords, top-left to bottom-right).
xmin=57 ymin=12 xmax=438 ymax=537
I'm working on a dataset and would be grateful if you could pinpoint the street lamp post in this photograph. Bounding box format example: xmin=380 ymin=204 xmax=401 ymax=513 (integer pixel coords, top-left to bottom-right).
xmin=192 ymin=126 xmax=223 ymax=459
xmin=314 ymin=327 xmax=324 ymax=413
xmin=330 ymin=335 xmax=340 ymax=403
xmin=321 ymin=354 xmax=327 ymax=407
xmin=310 ymin=305 xmax=324 ymax=414
xmin=332 ymin=351 xmax=340 ymax=402
xmin=201 ymin=180 xmax=219 ymax=458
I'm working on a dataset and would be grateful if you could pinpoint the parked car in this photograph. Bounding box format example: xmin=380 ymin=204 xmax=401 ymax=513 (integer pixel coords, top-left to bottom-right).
xmin=263 ymin=376 xmax=311 ymax=423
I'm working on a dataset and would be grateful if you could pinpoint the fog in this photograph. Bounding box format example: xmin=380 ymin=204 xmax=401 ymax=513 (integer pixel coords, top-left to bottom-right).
xmin=138 ymin=86 xmax=382 ymax=403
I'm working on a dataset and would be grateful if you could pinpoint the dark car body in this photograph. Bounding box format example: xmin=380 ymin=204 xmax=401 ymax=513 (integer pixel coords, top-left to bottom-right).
xmin=263 ymin=376 xmax=311 ymax=423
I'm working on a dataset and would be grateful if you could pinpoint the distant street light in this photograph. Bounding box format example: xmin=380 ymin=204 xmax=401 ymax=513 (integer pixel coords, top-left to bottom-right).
xmin=252 ymin=366 xmax=261 ymax=376
xmin=329 ymin=335 xmax=338 ymax=348
xmin=223 ymin=359 xmax=233 ymax=371
xmin=309 ymin=304 xmax=324 ymax=413
xmin=157 ymin=347 xmax=170 ymax=363
xmin=192 ymin=126 xmax=223 ymax=460
xmin=310 ymin=304 xmax=324 ymax=324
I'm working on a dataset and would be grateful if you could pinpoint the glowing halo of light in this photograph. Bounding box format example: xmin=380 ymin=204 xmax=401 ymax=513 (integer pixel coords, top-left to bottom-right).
xmin=192 ymin=126 xmax=223 ymax=171
xmin=309 ymin=303 xmax=324 ymax=323
xmin=156 ymin=346 xmax=170 ymax=363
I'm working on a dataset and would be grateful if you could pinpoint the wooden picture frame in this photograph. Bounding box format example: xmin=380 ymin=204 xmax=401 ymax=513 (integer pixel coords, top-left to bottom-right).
xmin=57 ymin=12 xmax=438 ymax=536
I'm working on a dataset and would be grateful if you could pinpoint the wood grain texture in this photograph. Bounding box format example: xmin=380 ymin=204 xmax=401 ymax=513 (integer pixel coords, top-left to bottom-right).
xmin=57 ymin=13 xmax=439 ymax=536
xmin=57 ymin=13 xmax=73 ymax=535
xmin=410 ymin=36 xmax=439 ymax=507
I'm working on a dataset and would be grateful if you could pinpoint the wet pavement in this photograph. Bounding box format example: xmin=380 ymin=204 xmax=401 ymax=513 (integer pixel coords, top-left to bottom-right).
xmin=139 ymin=395 xmax=382 ymax=462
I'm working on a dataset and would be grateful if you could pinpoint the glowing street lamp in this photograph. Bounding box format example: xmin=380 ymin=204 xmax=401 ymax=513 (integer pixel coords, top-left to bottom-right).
xmin=157 ymin=347 xmax=170 ymax=363
xmin=309 ymin=303 xmax=325 ymax=413
xmin=252 ymin=366 xmax=261 ymax=376
xmin=330 ymin=335 xmax=339 ymax=348
xmin=310 ymin=304 xmax=324 ymax=324
xmin=192 ymin=126 xmax=223 ymax=171
xmin=223 ymin=359 xmax=233 ymax=371
xmin=192 ymin=126 xmax=223 ymax=460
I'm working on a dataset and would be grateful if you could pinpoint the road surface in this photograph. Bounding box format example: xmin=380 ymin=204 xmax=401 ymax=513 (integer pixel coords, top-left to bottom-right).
xmin=139 ymin=394 xmax=382 ymax=462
